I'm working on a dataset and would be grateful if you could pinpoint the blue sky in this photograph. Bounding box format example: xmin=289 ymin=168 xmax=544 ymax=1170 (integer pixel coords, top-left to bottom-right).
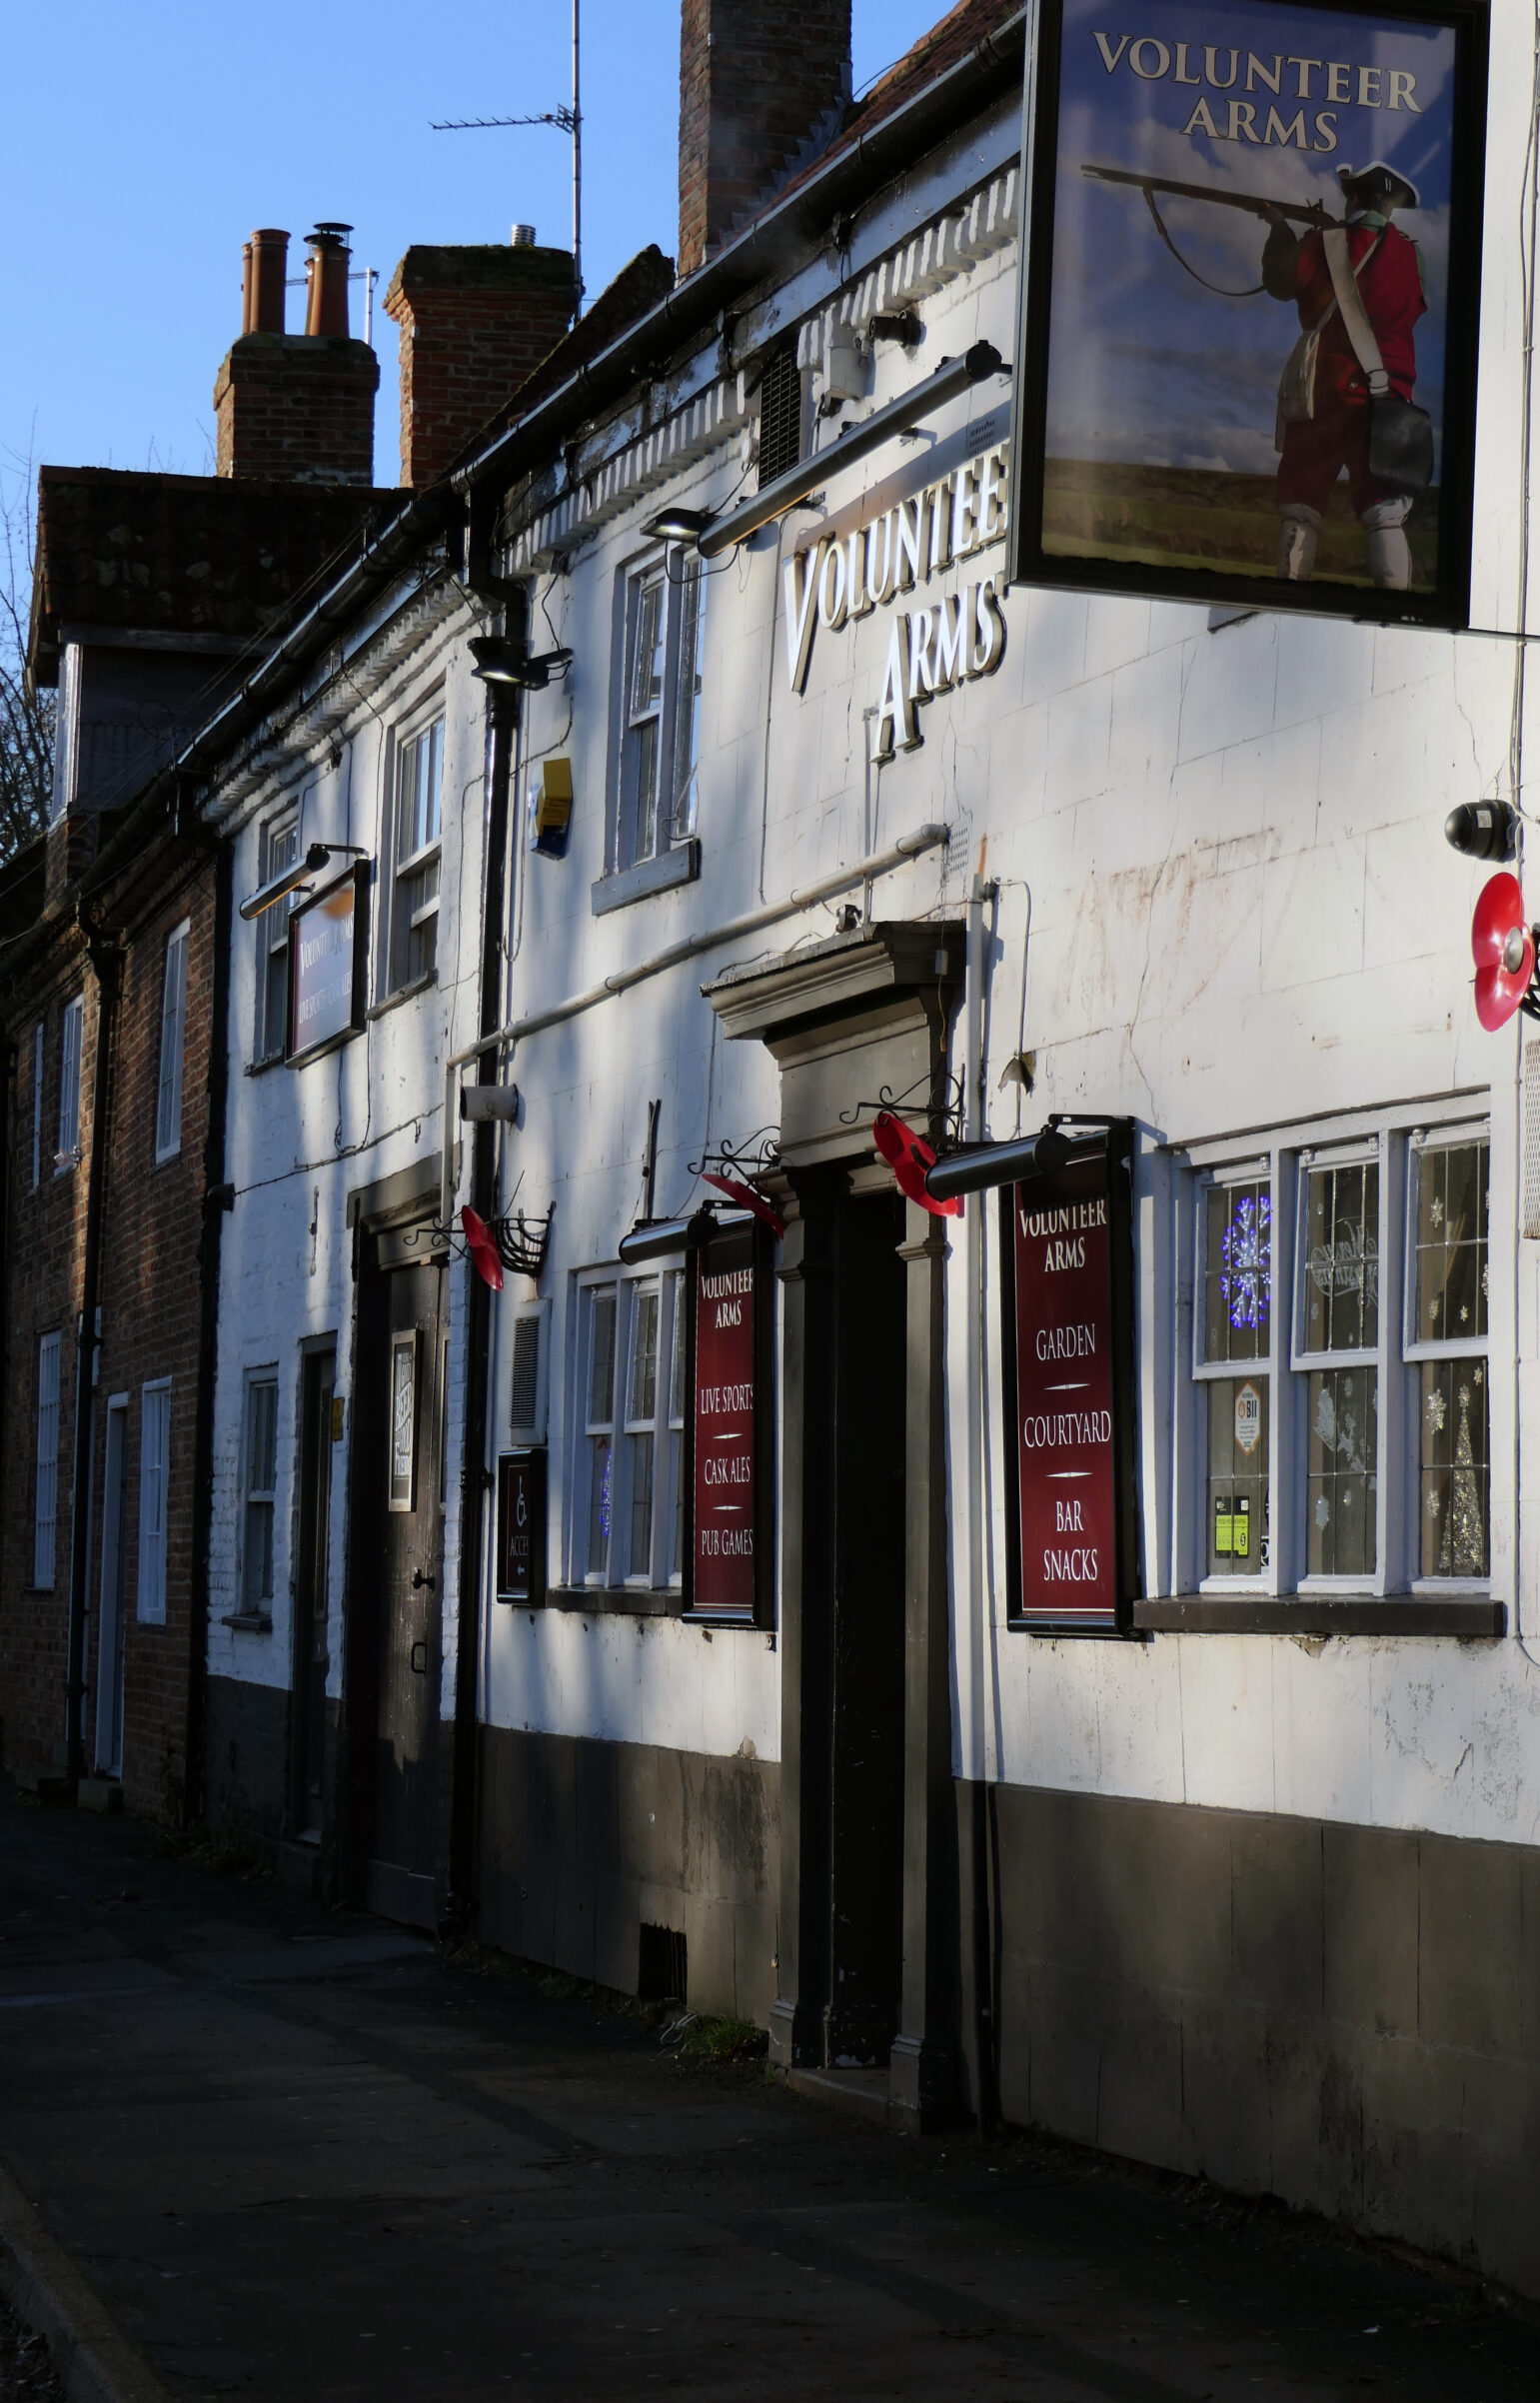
xmin=1046 ymin=0 xmax=1456 ymax=471
xmin=0 ymin=0 xmax=941 ymax=498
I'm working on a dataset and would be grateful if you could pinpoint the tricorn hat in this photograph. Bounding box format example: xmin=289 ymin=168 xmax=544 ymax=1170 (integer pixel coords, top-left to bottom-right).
xmin=1338 ymin=160 xmax=1420 ymax=211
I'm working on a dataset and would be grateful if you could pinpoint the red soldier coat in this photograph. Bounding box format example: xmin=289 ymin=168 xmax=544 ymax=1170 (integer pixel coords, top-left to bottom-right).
xmin=1285 ymin=221 xmax=1426 ymax=403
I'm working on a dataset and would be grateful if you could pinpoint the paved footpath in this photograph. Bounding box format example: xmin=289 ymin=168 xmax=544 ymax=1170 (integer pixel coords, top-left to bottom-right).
xmin=0 ymin=1790 xmax=1536 ymax=2402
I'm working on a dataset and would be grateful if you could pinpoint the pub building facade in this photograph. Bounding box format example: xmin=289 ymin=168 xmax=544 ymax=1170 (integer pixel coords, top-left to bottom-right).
xmin=63 ymin=0 xmax=1540 ymax=2302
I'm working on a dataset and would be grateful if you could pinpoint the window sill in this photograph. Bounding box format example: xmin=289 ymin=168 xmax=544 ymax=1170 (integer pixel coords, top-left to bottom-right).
xmin=1133 ymin=1594 xmax=1506 ymax=1638
xmin=546 ymin=1584 xmax=684 ymax=1618
xmin=245 ymin=1053 xmax=286 ymax=1079
xmin=592 ymin=840 xmax=700 ymax=918
xmin=367 ymin=969 xmax=438 ymax=1021
xmin=220 ymin=1611 xmax=274 ymax=1633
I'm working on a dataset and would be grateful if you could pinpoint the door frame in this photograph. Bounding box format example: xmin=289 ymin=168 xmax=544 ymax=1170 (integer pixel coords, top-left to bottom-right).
xmin=292 ymin=1337 xmax=337 ymax=1840
xmin=94 ymin=1393 xmax=130 ymax=1778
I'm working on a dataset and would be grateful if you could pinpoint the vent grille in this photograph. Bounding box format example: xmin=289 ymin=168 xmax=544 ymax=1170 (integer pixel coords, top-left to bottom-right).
xmin=1526 ymin=1044 xmax=1540 ymax=1238
xmin=511 ymin=1312 xmax=542 ymax=1432
xmin=757 ymin=343 xmax=802 ymax=488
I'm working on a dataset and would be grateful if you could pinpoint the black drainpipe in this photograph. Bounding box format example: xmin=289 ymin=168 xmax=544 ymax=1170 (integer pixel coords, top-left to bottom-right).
xmin=446 ymin=590 xmax=525 ymax=1933
xmin=65 ymin=923 xmax=123 ymax=1787
xmin=187 ymin=835 xmax=233 ymax=1825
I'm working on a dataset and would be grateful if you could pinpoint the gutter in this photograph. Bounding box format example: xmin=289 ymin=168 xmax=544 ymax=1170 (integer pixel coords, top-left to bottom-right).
xmin=186 ymin=838 xmax=233 ymax=1825
xmin=65 ymin=925 xmax=122 ymax=1784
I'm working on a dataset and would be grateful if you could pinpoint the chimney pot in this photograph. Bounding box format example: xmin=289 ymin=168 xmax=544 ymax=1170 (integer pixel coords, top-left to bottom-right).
xmin=305 ymin=224 xmax=354 ymax=337
xmin=511 ymin=223 xmax=537 ymax=247
xmin=247 ymin=228 xmax=290 ymax=335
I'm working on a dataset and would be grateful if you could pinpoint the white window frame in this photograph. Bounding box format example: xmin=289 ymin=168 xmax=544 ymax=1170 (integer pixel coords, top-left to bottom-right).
xmin=573 ymin=1267 xmax=688 ymax=1590
xmin=137 ymin=1378 xmax=171 ymax=1625
xmin=254 ymin=812 xmax=300 ymax=1064
xmin=1191 ymin=1157 xmax=1275 ymax=1595
xmin=390 ymin=712 xmax=444 ymax=992
xmin=30 ymin=1022 xmax=43 ymax=1190
xmin=56 ymin=995 xmax=83 ymax=1171
xmin=155 ymin=921 xmax=190 ymax=1162
xmin=1183 ymin=1102 xmax=1495 ymax=1603
xmin=33 ymin=1331 xmax=61 ymax=1589
xmin=614 ymin=549 xmax=705 ymax=876
xmin=1402 ymin=1121 xmax=1492 ymax=1591
xmin=241 ymin=1371 xmax=280 ymax=1617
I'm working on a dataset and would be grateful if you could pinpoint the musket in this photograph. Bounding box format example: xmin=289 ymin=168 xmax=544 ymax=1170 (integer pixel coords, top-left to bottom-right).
xmin=1081 ymin=163 xmax=1333 ymax=227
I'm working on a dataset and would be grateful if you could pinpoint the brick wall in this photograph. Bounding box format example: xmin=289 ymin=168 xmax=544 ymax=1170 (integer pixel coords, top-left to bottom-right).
xmin=213 ymin=335 xmax=379 ymax=485
xmin=678 ymin=0 xmax=850 ymax=276
xmin=1 ymin=927 xmax=96 ymax=1788
xmin=383 ymin=247 xmax=577 ymax=488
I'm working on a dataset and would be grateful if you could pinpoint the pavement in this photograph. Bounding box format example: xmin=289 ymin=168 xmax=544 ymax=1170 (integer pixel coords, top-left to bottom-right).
xmin=0 ymin=1788 xmax=1537 ymax=2403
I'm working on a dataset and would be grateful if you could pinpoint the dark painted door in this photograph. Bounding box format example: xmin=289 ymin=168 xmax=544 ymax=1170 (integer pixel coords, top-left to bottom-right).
xmin=364 ymin=1258 xmax=446 ymax=1925
xmin=824 ymin=1184 xmax=907 ymax=2065
xmin=293 ymin=1347 xmax=335 ymax=1839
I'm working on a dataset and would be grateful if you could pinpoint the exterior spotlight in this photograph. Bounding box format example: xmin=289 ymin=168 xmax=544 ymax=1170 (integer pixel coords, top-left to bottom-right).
xmin=238 ymin=841 xmax=333 ymax=922
xmin=468 ymin=635 xmax=574 ymax=689
xmin=1446 ymin=800 xmax=1518 ymax=862
xmin=459 ymin=1084 xmax=520 ymax=1124
xmin=618 ymin=1209 xmax=714 ymax=1266
xmin=924 ymin=1127 xmax=1105 ymax=1203
xmin=643 ymin=505 xmax=714 ymax=546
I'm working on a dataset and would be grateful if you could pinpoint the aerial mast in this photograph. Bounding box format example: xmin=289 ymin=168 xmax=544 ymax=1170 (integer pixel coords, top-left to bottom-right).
xmin=431 ymin=0 xmax=584 ymax=315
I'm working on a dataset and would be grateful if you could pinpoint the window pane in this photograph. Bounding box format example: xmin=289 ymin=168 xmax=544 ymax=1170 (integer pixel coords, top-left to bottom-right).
xmin=1205 ymin=1374 xmax=1269 ymax=1578
xmin=631 ymin=578 xmax=666 ymax=719
xmin=630 ymin=1288 xmax=660 ymax=1421
xmin=669 ymin=1271 xmax=687 ymax=1423
xmin=1414 ymin=1141 xmax=1488 ymax=1344
xmin=1303 ymin=1162 xmax=1379 ymax=1352
xmin=628 ymin=1429 xmax=655 ymax=1573
xmin=248 ymin=1381 xmax=277 ymax=1495
xmin=588 ymin=1291 xmax=617 ymax=1423
xmin=244 ymin=1499 xmax=274 ymax=1610
xmin=669 ymin=1428 xmax=685 ymax=1580
xmin=634 ymin=718 xmax=660 ymax=860
xmin=1306 ymin=1365 xmax=1378 ymax=1576
xmin=1204 ymin=1182 xmax=1270 ymax=1364
xmin=1419 ymin=1357 xmax=1489 ymax=1577
xmin=586 ymin=1433 xmax=613 ymax=1575
xmin=672 ymin=558 xmax=704 ymax=838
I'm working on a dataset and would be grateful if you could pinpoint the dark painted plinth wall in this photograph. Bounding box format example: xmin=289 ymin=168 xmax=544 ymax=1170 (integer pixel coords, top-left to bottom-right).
xmin=205 ymin=1675 xmax=292 ymax=1842
xmin=477 ymin=1727 xmax=778 ymax=2022
xmin=957 ymin=1780 xmax=1540 ymax=2299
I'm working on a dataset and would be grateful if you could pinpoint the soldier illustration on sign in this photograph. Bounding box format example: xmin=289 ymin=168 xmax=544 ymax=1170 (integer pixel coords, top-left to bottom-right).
xmin=1262 ymin=162 xmax=1427 ymax=589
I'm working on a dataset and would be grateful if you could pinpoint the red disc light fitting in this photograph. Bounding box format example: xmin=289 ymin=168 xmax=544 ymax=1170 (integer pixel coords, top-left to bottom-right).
xmin=1471 ymin=872 xmax=1537 ymax=1033
xmin=460 ymin=1204 xmax=505 ymax=1292
xmin=872 ymin=1111 xmax=963 ymax=1218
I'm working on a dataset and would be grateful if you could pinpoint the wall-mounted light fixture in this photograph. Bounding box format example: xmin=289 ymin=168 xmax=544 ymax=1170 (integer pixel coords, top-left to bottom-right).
xmin=468 ymin=634 xmax=574 ymax=689
xmin=643 ymin=505 xmax=715 ymax=546
xmin=1445 ymin=799 xmax=1518 ymax=862
xmin=618 ymin=1208 xmax=715 ymax=1266
xmin=460 ymin=1084 xmax=521 ymax=1123
xmin=237 ymin=842 xmax=365 ymax=922
xmin=923 ymin=1124 xmax=1105 ymax=1205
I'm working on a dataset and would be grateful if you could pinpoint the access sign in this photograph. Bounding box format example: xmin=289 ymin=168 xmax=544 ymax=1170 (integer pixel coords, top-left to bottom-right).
xmin=1001 ymin=1136 xmax=1136 ymax=1628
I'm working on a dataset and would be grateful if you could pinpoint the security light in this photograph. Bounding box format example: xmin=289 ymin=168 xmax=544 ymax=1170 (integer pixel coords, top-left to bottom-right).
xmin=1445 ymin=800 xmax=1518 ymax=862
xmin=643 ymin=505 xmax=714 ymax=546
xmin=468 ymin=635 xmax=574 ymax=689
xmin=924 ymin=1127 xmax=1105 ymax=1204
xmin=618 ymin=1210 xmax=714 ymax=1266
xmin=238 ymin=842 xmax=333 ymax=922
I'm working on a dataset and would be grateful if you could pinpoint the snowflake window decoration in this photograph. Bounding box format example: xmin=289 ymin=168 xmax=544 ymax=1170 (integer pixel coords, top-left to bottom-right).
xmin=1220 ymin=1194 xmax=1271 ymax=1333
xmin=1426 ymin=1389 xmax=1447 ymax=1433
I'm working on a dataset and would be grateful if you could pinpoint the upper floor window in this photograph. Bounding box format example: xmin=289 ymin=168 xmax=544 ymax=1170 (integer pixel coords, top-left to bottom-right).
xmin=155 ymin=922 xmax=190 ymax=1162
xmin=616 ymin=555 xmax=704 ymax=873
xmin=254 ymin=814 xmax=299 ymax=1064
xmin=576 ymin=1270 xmax=687 ymax=1589
xmin=1190 ymin=1120 xmax=1490 ymax=1597
xmin=392 ymin=717 xmax=443 ymax=989
xmin=242 ymin=1373 xmax=279 ymax=1617
xmin=56 ymin=996 xmax=83 ymax=1170
xmin=30 ymin=1024 xmax=42 ymax=1190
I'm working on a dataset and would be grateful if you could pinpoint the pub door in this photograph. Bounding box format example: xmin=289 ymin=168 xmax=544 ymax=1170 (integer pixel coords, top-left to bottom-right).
xmin=292 ymin=1346 xmax=335 ymax=1840
xmin=823 ymin=1181 xmax=908 ymax=2065
xmin=352 ymin=1249 xmax=447 ymax=1928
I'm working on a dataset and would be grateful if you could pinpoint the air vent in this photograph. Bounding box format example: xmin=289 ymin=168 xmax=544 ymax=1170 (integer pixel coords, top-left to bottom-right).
xmin=757 ymin=343 xmax=802 ymax=488
xmin=511 ymin=1313 xmax=542 ymax=1430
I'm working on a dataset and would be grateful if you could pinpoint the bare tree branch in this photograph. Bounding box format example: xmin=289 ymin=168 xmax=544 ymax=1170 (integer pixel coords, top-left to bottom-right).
xmin=0 ymin=446 xmax=54 ymax=862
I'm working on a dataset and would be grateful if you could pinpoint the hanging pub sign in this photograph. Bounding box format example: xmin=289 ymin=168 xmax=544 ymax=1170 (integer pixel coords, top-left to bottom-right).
xmin=999 ymin=1127 xmax=1138 ymax=1628
xmin=288 ymin=864 xmax=368 ymax=1066
xmin=686 ymin=1217 xmax=771 ymax=1622
xmin=496 ymin=1449 xmax=547 ymax=1605
xmin=1012 ymin=0 xmax=1489 ymax=627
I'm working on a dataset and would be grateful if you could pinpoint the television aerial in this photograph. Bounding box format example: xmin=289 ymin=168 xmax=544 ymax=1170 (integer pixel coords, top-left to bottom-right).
xmin=432 ymin=0 xmax=583 ymax=312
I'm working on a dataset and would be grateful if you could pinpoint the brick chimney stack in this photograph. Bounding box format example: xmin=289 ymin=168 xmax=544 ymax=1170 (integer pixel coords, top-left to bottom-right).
xmin=677 ymin=0 xmax=851 ymax=278
xmin=383 ymin=234 xmax=578 ymax=488
xmin=214 ymin=225 xmax=380 ymax=485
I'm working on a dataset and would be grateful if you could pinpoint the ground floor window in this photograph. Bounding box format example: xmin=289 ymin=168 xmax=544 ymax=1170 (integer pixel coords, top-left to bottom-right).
xmin=575 ymin=1269 xmax=687 ymax=1588
xmin=1189 ymin=1118 xmax=1490 ymax=1597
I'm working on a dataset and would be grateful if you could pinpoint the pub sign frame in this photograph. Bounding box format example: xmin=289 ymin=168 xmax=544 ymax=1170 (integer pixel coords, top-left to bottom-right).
xmin=496 ymin=1448 xmax=548 ymax=1606
xmin=287 ymin=862 xmax=370 ymax=1069
xmin=682 ymin=1215 xmax=774 ymax=1626
xmin=1010 ymin=0 xmax=1490 ymax=630
xmin=998 ymin=1122 xmax=1140 ymax=1630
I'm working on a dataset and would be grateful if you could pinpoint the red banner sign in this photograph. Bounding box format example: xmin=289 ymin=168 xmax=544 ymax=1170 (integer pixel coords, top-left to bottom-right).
xmin=1010 ymin=1154 xmax=1120 ymax=1625
xmin=692 ymin=1222 xmax=758 ymax=1618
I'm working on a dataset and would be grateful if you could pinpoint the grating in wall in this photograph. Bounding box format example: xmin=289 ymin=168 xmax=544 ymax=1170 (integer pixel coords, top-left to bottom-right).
xmin=756 ymin=343 xmax=803 ymax=488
